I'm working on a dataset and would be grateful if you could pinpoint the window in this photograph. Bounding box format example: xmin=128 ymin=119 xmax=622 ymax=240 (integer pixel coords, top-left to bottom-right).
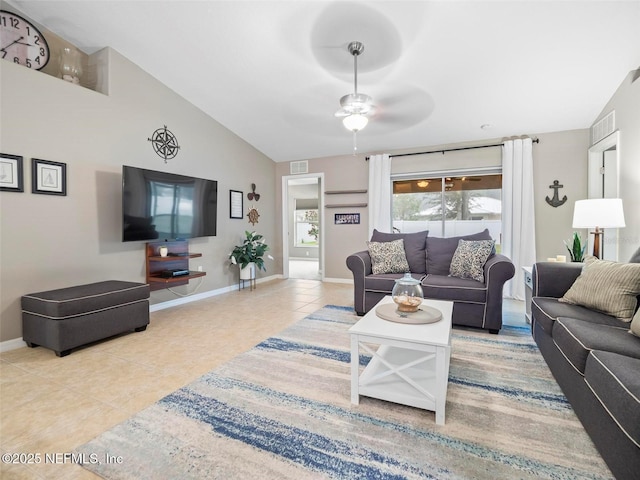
xmin=392 ymin=172 xmax=502 ymax=243
xmin=294 ymin=208 xmax=319 ymax=247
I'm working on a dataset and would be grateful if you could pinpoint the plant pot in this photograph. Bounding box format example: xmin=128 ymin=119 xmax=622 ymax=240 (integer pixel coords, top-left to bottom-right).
xmin=240 ymin=262 xmax=256 ymax=280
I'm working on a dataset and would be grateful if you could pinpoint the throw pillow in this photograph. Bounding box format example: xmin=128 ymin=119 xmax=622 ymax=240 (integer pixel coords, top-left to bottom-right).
xmin=371 ymin=229 xmax=428 ymax=274
xmin=630 ymin=308 xmax=640 ymax=337
xmin=449 ymin=239 xmax=496 ymax=283
xmin=367 ymin=239 xmax=410 ymax=275
xmin=426 ymin=229 xmax=493 ymax=275
xmin=559 ymin=257 xmax=640 ymax=322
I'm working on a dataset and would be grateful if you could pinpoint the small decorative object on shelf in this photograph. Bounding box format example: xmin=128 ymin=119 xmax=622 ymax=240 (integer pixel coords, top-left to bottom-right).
xmin=159 ymin=246 xmax=168 ymax=257
xmin=392 ymin=273 xmax=424 ymax=313
xmin=563 ymin=232 xmax=586 ymax=262
xmin=59 ymin=46 xmax=82 ymax=84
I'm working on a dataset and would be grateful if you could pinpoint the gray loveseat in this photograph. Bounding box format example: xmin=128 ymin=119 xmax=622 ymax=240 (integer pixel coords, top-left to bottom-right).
xmin=531 ymin=257 xmax=640 ymax=479
xmin=346 ymin=229 xmax=515 ymax=333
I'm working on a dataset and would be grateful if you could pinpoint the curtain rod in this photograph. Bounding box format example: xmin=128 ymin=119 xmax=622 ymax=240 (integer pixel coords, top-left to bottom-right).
xmin=365 ymin=138 xmax=539 ymax=160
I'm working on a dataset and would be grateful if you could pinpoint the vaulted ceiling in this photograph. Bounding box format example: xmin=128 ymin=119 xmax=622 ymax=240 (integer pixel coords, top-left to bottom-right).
xmin=10 ymin=1 xmax=640 ymax=162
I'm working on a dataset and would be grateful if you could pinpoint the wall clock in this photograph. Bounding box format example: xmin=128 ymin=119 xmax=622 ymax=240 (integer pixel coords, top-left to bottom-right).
xmin=0 ymin=10 xmax=50 ymax=70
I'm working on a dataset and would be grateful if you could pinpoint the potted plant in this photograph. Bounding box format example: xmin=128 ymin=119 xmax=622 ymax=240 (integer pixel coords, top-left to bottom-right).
xmin=229 ymin=231 xmax=271 ymax=279
xmin=564 ymin=232 xmax=586 ymax=262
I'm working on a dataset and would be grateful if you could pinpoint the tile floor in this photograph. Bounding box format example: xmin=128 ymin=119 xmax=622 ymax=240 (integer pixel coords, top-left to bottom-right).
xmin=0 ymin=279 xmax=524 ymax=479
xmin=289 ymin=259 xmax=321 ymax=281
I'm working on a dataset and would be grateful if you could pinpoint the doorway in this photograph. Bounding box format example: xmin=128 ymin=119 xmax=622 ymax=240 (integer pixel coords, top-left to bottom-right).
xmin=588 ymin=131 xmax=621 ymax=261
xmin=282 ymin=174 xmax=324 ymax=280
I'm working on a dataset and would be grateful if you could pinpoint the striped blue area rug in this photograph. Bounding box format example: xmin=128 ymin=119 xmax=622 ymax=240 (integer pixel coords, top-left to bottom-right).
xmin=76 ymin=305 xmax=612 ymax=479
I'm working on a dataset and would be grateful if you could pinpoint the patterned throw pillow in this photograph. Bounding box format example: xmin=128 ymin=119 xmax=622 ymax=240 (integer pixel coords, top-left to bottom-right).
xmin=449 ymin=239 xmax=495 ymax=283
xmin=367 ymin=239 xmax=410 ymax=275
xmin=560 ymin=257 xmax=640 ymax=322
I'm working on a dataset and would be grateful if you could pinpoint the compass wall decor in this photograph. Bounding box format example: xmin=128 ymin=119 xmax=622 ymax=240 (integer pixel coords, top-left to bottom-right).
xmin=148 ymin=125 xmax=180 ymax=163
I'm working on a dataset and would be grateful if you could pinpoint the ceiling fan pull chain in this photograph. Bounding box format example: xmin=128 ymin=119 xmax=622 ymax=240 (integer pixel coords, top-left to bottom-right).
xmin=352 ymin=131 xmax=358 ymax=155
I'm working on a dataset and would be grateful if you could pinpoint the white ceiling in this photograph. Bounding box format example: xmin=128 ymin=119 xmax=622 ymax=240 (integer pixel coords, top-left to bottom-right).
xmin=10 ymin=1 xmax=640 ymax=162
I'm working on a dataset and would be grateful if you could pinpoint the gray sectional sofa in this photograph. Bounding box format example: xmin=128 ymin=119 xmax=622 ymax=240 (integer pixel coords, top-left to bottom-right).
xmin=346 ymin=229 xmax=515 ymax=333
xmin=531 ymin=260 xmax=640 ymax=479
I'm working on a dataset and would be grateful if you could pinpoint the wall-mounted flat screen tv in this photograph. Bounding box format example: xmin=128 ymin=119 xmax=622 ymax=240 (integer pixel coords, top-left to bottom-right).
xmin=122 ymin=166 xmax=218 ymax=242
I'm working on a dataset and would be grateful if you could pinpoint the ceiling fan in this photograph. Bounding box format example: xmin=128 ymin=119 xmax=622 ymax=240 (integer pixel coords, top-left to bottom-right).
xmin=335 ymin=41 xmax=375 ymax=152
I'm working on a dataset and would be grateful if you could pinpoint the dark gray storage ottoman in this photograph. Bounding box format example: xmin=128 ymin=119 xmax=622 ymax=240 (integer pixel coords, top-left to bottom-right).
xmin=22 ymin=280 xmax=150 ymax=357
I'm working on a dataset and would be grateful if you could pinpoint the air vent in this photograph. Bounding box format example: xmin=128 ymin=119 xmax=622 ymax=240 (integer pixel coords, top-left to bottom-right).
xmin=591 ymin=111 xmax=615 ymax=145
xmin=290 ymin=160 xmax=308 ymax=175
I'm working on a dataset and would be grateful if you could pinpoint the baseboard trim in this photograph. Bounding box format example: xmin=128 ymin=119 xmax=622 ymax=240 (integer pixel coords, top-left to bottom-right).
xmin=0 ymin=337 xmax=27 ymax=353
xmin=150 ymin=274 xmax=282 ymax=312
xmin=322 ymin=277 xmax=353 ymax=284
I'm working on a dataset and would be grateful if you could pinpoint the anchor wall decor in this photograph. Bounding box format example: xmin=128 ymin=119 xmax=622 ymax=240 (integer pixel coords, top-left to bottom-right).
xmin=545 ymin=180 xmax=567 ymax=207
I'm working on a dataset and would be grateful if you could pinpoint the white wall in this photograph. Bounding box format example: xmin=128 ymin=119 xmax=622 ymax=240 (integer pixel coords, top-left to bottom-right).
xmin=0 ymin=49 xmax=278 ymax=342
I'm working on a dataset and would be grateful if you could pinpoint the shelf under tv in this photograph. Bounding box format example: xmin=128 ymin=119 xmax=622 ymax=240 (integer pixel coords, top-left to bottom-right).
xmin=145 ymin=241 xmax=206 ymax=291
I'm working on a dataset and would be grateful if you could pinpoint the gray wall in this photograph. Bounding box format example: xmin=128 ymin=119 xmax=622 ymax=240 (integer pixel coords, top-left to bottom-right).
xmin=276 ymin=130 xmax=594 ymax=280
xmin=0 ymin=49 xmax=278 ymax=342
xmin=591 ymin=70 xmax=640 ymax=262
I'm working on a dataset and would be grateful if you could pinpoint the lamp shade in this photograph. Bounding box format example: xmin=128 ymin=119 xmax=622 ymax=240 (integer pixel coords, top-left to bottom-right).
xmin=572 ymin=198 xmax=626 ymax=228
xmin=342 ymin=114 xmax=368 ymax=132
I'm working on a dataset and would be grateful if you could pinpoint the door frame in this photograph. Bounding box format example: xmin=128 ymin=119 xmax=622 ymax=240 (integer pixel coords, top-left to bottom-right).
xmin=281 ymin=173 xmax=325 ymax=280
xmin=587 ymin=131 xmax=621 ymax=260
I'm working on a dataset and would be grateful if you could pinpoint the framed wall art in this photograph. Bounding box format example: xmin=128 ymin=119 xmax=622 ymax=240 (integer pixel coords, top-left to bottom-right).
xmin=230 ymin=190 xmax=243 ymax=219
xmin=335 ymin=213 xmax=360 ymax=225
xmin=32 ymin=158 xmax=67 ymax=196
xmin=0 ymin=153 xmax=24 ymax=192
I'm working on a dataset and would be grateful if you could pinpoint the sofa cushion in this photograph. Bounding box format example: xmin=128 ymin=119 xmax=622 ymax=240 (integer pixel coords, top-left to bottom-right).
xmin=559 ymin=256 xmax=640 ymax=321
xmin=422 ymin=274 xmax=487 ymax=303
xmin=364 ymin=273 xmax=423 ymax=293
xmin=367 ymin=239 xmax=410 ymax=275
xmin=531 ymin=297 xmax=626 ymax=335
xmin=585 ymin=350 xmax=640 ymax=447
xmin=630 ymin=308 xmax=640 ymax=337
xmin=371 ymin=229 xmax=428 ymax=274
xmin=552 ymin=317 xmax=640 ymax=375
xmin=449 ymin=239 xmax=495 ymax=282
xmin=426 ymin=229 xmax=492 ymax=275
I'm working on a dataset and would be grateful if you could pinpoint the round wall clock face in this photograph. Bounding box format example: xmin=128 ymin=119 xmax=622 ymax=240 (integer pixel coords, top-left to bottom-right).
xmin=0 ymin=10 xmax=50 ymax=70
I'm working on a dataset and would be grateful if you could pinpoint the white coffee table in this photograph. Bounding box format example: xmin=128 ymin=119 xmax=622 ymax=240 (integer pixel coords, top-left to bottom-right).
xmin=349 ymin=296 xmax=454 ymax=425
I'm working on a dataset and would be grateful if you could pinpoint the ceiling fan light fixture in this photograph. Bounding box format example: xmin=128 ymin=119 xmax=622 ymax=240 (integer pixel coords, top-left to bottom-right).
xmin=343 ymin=113 xmax=368 ymax=132
xmin=340 ymin=93 xmax=373 ymax=114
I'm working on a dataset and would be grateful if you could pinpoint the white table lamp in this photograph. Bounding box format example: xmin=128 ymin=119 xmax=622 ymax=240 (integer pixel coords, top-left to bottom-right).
xmin=572 ymin=198 xmax=625 ymax=258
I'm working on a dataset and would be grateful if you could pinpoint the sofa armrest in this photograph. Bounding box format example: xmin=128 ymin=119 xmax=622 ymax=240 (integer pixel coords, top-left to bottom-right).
xmin=346 ymin=250 xmax=372 ymax=277
xmin=346 ymin=251 xmax=373 ymax=315
xmin=532 ymin=262 xmax=582 ymax=298
xmin=484 ymin=253 xmax=515 ymax=285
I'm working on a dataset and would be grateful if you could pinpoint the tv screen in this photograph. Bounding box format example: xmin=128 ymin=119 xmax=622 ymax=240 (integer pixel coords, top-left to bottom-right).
xmin=122 ymin=166 xmax=218 ymax=242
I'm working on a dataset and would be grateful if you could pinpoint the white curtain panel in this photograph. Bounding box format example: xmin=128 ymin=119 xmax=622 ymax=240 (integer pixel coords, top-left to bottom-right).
xmin=502 ymin=138 xmax=536 ymax=299
xmin=368 ymin=153 xmax=392 ymax=238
